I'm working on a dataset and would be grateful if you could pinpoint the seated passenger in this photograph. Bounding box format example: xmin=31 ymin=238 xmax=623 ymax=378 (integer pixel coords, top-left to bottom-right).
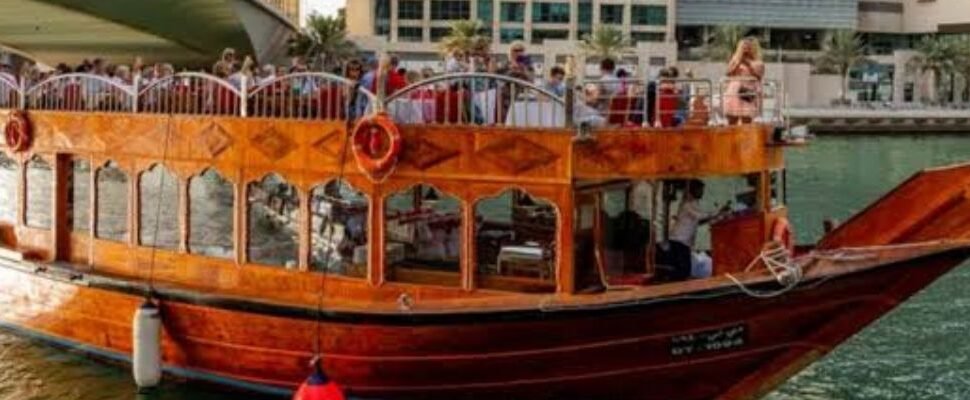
xmin=670 ymin=180 xmax=725 ymax=279
xmin=543 ymin=66 xmax=566 ymax=97
xmin=574 ymin=83 xmax=606 ymax=127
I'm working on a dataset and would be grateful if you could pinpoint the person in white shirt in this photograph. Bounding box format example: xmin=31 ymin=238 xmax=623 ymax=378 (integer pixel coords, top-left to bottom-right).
xmin=670 ymin=180 xmax=724 ymax=279
xmin=599 ymin=58 xmax=621 ymax=96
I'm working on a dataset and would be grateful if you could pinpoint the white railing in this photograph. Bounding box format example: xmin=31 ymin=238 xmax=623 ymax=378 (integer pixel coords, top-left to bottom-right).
xmin=25 ymin=73 xmax=136 ymax=112
xmin=0 ymin=77 xmax=21 ymax=110
xmin=385 ymin=73 xmax=566 ymax=128
xmin=139 ymin=72 xmax=243 ymax=116
xmin=247 ymin=72 xmax=376 ymax=121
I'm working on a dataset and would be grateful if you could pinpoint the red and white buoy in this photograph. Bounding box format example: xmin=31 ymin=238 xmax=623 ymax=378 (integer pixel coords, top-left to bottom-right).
xmin=293 ymin=357 xmax=345 ymax=400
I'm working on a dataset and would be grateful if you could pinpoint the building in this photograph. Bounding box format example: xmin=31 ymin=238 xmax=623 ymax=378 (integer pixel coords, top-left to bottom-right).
xmin=0 ymin=0 xmax=298 ymax=67
xmin=263 ymin=0 xmax=301 ymax=25
xmin=346 ymin=0 xmax=680 ymax=77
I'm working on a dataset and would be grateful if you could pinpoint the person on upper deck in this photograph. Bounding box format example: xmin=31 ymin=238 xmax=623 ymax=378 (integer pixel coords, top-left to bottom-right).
xmin=599 ymin=58 xmax=620 ymax=96
xmin=500 ymin=41 xmax=535 ymax=82
xmin=724 ymin=37 xmax=765 ymax=125
xmin=543 ymin=66 xmax=566 ymax=97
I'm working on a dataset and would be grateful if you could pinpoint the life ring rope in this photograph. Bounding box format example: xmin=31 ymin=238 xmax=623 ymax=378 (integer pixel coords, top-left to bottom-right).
xmin=351 ymin=113 xmax=402 ymax=181
xmin=4 ymin=110 xmax=31 ymax=153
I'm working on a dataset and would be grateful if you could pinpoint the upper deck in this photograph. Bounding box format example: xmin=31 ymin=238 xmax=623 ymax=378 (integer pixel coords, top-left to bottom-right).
xmin=0 ymin=71 xmax=791 ymax=306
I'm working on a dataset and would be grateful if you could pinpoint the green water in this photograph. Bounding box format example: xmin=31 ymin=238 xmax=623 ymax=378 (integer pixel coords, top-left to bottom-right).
xmin=2 ymin=134 xmax=970 ymax=400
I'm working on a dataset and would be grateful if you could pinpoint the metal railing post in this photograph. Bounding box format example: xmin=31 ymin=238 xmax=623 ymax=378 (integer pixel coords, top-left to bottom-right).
xmin=239 ymin=77 xmax=248 ymax=117
xmin=132 ymin=74 xmax=140 ymax=112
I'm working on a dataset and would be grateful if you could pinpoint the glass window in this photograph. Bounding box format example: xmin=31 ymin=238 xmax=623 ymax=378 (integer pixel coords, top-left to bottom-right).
xmin=532 ymin=29 xmax=569 ymax=45
xmin=430 ymin=27 xmax=452 ymax=42
xmin=532 ymin=2 xmax=570 ymax=23
xmin=398 ymin=26 xmax=424 ymax=42
xmin=478 ymin=0 xmax=493 ymax=22
xmin=500 ymin=1 xmax=525 ymax=22
xmin=375 ymin=0 xmax=391 ymax=36
xmin=600 ymin=4 xmax=624 ymax=24
xmin=385 ymin=184 xmax=462 ymax=286
xmin=0 ymin=153 xmax=16 ymax=223
xmin=247 ymin=174 xmax=299 ymax=268
xmin=69 ymin=160 xmax=90 ymax=233
xmin=310 ymin=180 xmax=369 ymax=278
xmin=96 ymin=162 xmax=128 ymax=242
xmin=475 ymin=189 xmax=556 ymax=293
xmin=578 ymin=0 xmax=592 ymax=25
xmin=631 ymin=5 xmax=666 ymax=26
xmin=500 ymin=28 xmax=525 ymax=44
xmin=25 ymin=156 xmax=52 ymax=229
xmin=431 ymin=0 xmax=470 ymax=20
xmin=632 ymin=31 xmax=665 ymax=43
xmin=398 ymin=0 xmax=424 ymax=20
xmin=140 ymin=164 xmax=179 ymax=250
xmin=189 ymin=169 xmax=234 ymax=259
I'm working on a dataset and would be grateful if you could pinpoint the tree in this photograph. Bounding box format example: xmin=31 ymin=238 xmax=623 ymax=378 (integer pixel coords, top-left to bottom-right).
xmin=703 ymin=25 xmax=748 ymax=61
xmin=580 ymin=26 xmax=632 ymax=61
xmin=288 ymin=13 xmax=359 ymax=72
xmin=908 ymin=36 xmax=958 ymax=104
xmin=815 ymin=30 xmax=869 ymax=104
xmin=438 ymin=20 xmax=491 ymax=56
xmin=954 ymin=37 xmax=970 ymax=102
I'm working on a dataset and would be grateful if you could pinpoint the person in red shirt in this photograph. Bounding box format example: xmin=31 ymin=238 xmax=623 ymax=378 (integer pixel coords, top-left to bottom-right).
xmin=370 ymin=55 xmax=407 ymax=97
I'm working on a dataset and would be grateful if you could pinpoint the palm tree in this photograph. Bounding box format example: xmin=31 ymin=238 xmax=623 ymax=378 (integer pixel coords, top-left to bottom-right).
xmin=815 ymin=30 xmax=868 ymax=104
xmin=580 ymin=26 xmax=632 ymax=61
xmin=288 ymin=13 xmax=359 ymax=72
xmin=907 ymin=36 xmax=958 ymax=104
xmin=439 ymin=20 xmax=491 ymax=56
xmin=703 ymin=25 xmax=748 ymax=61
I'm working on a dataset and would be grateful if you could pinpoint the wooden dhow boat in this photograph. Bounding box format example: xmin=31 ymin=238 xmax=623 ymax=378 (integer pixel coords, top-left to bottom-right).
xmin=0 ymin=71 xmax=969 ymax=399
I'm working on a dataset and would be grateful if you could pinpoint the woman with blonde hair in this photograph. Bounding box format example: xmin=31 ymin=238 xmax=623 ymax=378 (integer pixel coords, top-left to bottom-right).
xmin=723 ymin=37 xmax=765 ymax=125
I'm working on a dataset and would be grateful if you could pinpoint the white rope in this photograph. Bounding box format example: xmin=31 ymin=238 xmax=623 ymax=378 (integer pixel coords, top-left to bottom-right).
xmin=726 ymin=241 xmax=803 ymax=299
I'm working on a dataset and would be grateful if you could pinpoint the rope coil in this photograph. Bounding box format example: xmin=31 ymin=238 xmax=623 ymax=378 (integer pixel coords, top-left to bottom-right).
xmin=727 ymin=241 xmax=803 ymax=299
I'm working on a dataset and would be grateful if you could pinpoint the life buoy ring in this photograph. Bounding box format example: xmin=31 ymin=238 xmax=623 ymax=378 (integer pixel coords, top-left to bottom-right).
xmin=351 ymin=113 xmax=401 ymax=180
xmin=771 ymin=217 xmax=795 ymax=253
xmin=4 ymin=110 xmax=31 ymax=153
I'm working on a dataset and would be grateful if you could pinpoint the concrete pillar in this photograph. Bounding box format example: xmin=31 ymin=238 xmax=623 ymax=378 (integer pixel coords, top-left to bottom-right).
xmin=667 ymin=0 xmax=677 ymax=44
xmin=390 ymin=0 xmax=399 ymax=42
xmin=524 ymin=0 xmax=534 ymax=44
xmin=569 ymin=0 xmax=579 ymax=40
xmin=423 ymin=0 xmax=431 ymax=43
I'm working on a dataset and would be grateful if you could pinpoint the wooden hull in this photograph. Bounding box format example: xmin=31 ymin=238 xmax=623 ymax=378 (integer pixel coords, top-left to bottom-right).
xmin=0 ymin=248 xmax=967 ymax=400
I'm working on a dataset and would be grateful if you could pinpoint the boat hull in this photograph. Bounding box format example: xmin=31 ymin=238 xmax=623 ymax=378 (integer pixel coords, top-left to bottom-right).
xmin=0 ymin=249 xmax=966 ymax=400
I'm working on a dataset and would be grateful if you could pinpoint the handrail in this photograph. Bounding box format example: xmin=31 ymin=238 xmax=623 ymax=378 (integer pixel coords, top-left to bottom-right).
xmin=138 ymin=72 xmax=242 ymax=116
xmin=0 ymin=76 xmax=22 ymax=109
xmin=25 ymin=73 xmax=137 ymax=112
xmin=387 ymin=72 xmax=565 ymax=104
xmin=138 ymin=72 xmax=241 ymax=98
xmin=248 ymin=72 xmax=377 ymax=103
xmin=247 ymin=72 xmax=378 ymax=120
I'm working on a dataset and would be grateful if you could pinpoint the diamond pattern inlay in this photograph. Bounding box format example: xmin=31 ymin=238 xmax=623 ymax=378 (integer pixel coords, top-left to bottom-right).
xmin=196 ymin=122 xmax=234 ymax=158
xmin=476 ymin=137 xmax=558 ymax=174
xmin=310 ymin=129 xmax=343 ymax=160
xmin=402 ymin=137 xmax=459 ymax=170
xmin=250 ymin=127 xmax=295 ymax=161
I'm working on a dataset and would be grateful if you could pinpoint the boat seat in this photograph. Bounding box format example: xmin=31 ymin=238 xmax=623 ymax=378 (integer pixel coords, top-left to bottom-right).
xmin=497 ymin=245 xmax=550 ymax=280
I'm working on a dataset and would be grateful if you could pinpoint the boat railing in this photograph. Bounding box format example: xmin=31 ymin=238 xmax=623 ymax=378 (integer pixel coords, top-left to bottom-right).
xmin=25 ymin=73 xmax=137 ymax=113
xmin=247 ymin=72 xmax=377 ymax=121
xmin=385 ymin=72 xmax=567 ymax=128
xmin=0 ymin=76 xmax=20 ymax=109
xmin=138 ymin=72 xmax=243 ymax=116
xmin=718 ymin=76 xmax=784 ymax=124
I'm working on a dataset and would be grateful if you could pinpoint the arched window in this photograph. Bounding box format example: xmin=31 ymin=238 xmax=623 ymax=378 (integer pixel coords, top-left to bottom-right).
xmin=25 ymin=156 xmax=53 ymax=229
xmin=475 ymin=189 xmax=557 ymax=293
xmin=188 ymin=168 xmax=234 ymax=259
xmin=247 ymin=174 xmax=299 ymax=267
xmin=385 ymin=184 xmax=462 ymax=286
xmin=310 ymin=180 xmax=369 ymax=278
xmin=0 ymin=152 xmax=18 ymax=223
xmin=69 ymin=159 xmax=91 ymax=233
xmin=96 ymin=161 xmax=128 ymax=242
xmin=139 ymin=164 xmax=179 ymax=250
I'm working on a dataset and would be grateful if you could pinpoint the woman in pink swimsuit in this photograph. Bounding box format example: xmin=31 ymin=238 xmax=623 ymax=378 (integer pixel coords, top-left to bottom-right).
xmin=724 ymin=38 xmax=765 ymax=125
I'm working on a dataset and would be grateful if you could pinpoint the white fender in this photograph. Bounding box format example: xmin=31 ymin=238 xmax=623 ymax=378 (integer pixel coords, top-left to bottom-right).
xmin=132 ymin=301 xmax=162 ymax=388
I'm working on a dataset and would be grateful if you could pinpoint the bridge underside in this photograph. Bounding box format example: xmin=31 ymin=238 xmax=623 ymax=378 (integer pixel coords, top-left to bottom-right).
xmin=0 ymin=0 xmax=295 ymax=67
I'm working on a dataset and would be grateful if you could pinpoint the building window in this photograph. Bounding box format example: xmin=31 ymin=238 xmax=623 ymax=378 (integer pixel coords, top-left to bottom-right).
xmin=500 ymin=28 xmax=525 ymax=43
xmin=310 ymin=180 xmax=369 ymax=278
xmin=375 ymin=0 xmax=391 ymax=37
xmin=631 ymin=5 xmax=665 ymax=26
xmin=500 ymin=1 xmax=525 ymax=22
xmin=247 ymin=174 xmax=299 ymax=268
xmin=96 ymin=161 xmax=128 ymax=242
xmin=578 ymin=0 xmax=592 ymax=38
xmin=532 ymin=29 xmax=569 ymax=44
xmin=600 ymin=4 xmax=623 ymax=24
xmin=139 ymin=164 xmax=179 ymax=250
xmin=189 ymin=169 xmax=234 ymax=259
xmin=69 ymin=159 xmax=90 ymax=233
xmin=632 ymin=31 xmax=665 ymax=43
xmin=532 ymin=2 xmax=570 ymax=23
xmin=398 ymin=26 xmax=424 ymax=42
xmin=430 ymin=27 xmax=452 ymax=42
xmin=478 ymin=0 xmax=494 ymax=22
xmin=25 ymin=156 xmax=52 ymax=229
xmin=398 ymin=0 xmax=424 ymax=20
xmin=431 ymin=0 xmax=470 ymax=20
xmin=385 ymin=184 xmax=462 ymax=287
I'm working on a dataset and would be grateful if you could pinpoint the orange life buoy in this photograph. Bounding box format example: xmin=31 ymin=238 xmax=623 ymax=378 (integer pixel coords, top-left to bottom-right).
xmin=4 ymin=110 xmax=31 ymax=153
xmin=771 ymin=217 xmax=795 ymax=253
xmin=351 ymin=113 xmax=402 ymax=180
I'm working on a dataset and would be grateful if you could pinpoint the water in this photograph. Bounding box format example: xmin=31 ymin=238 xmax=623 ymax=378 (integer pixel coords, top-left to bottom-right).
xmin=2 ymin=134 xmax=970 ymax=400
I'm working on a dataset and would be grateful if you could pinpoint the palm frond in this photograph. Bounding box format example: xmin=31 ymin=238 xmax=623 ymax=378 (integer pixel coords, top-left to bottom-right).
xmin=288 ymin=13 xmax=358 ymax=70
xmin=579 ymin=26 xmax=632 ymax=60
xmin=438 ymin=20 xmax=490 ymax=56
